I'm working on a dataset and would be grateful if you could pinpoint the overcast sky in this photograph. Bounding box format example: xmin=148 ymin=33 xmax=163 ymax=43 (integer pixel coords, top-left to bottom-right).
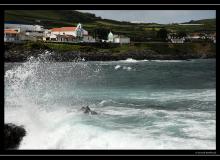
xmin=78 ymin=10 xmax=216 ymax=24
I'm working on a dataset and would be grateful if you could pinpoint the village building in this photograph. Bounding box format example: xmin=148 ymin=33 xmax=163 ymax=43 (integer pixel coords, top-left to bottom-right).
xmin=187 ymin=33 xmax=201 ymax=40
xmin=170 ymin=38 xmax=185 ymax=44
xmin=43 ymin=30 xmax=54 ymax=41
xmin=108 ymin=31 xmax=114 ymax=42
xmin=56 ymin=35 xmax=76 ymax=42
xmin=5 ymin=23 xmax=44 ymax=32
xmin=83 ymin=35 xmax=96 ymax=43
xmin=207 ymin=32 xmax=216 ymax=43
xmin=114 ymin=36 xmax=131 ymax=44
xmin=107 ymin=31 xmax=130 ymax=44
xmin=43 ymin=23 xmax=94 ymax=43
xmin=167 ymin=33 xmax=185 ymax=44
xmin=4 ymin=29 xmax=20 ymax=42
xmin=5 ymin=23 xmax=45 ymax=42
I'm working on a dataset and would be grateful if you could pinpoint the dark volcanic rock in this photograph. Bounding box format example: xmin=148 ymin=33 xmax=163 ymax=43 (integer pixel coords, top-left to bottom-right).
xmin=80 ymin=106 xmax=98 ymax=115
xmin=90 ymin=110 xmax=98 ymax=115
xmin=4 ymin=42 xmax=216 ymax=62
xmin=4 ymin=123 xmax=26 ymax=150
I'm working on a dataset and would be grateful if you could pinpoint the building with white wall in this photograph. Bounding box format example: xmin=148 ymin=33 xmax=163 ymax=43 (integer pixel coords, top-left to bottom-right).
xmin=170 ymin=38 xmax=185 ymax=43
xmin=108 ymin=31 xmax=114 ymax=42
xmin=4 ymin=29 xmax=20 ymax=42
xmin=107 ymin=31 xmax=130 ymax=44
xmin=44 ymin=23 xmax=95 ymax=43
xmin=49 ymin=23 xmax=87 ymax=37
xmin=5 ymin=23 xmax=44 ymax=32
xmin=114 ymin=36 xmax=130 ymax=44
xmin=83 ymin=35 xmax=96 ymax=43
xmin=5 ymin=23 xmax=45 ymax=42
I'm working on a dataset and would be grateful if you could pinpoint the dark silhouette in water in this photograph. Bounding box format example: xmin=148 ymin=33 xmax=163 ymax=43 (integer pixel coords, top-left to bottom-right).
xmin=4 ymin=123 xmax=26 ymax=150
xmin=80 ymin=106 xmax=98 ymax=115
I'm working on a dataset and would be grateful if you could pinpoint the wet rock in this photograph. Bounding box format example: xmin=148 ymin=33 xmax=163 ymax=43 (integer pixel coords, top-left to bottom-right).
xmin=90 ymin=111 xmax=98 ymax=115
xmin=80 ymin=106 xmax=98 ymax=115
xmin=4 ymin=123 xmax=26 ymax=150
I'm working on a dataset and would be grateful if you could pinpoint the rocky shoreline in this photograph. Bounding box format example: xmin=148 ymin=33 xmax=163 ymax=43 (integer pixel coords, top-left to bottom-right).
xmin=4 ymin=42 xmax=216 ymax=62
xmin=4 ymin=123 xmax=26 ymax=150
xmin=5 ymin=48 xmax=216 ymax=62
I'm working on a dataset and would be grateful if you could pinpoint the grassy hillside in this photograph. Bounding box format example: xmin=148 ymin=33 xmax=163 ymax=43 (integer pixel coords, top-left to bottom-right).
xmin=5 ymin=10 xmax=216 ymax=42
xmin=4 ymin=10 xmax=102 ymax=27
xmin=182 ymin=19 xmax=216 ymax=25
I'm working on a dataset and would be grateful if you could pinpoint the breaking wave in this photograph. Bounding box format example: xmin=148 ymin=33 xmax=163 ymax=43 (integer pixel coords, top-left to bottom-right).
xmin=4 ymin=53 xmax=216 ymax=149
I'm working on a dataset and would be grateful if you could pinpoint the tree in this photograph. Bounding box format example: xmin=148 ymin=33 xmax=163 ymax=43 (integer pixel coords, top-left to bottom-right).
xmin=157 ymin=28 xmax=168 ymax=41
xmin=92 ymin=28 xmax=110 ymax=40
xmin=177 ymin=31 xmax=187 ymax=38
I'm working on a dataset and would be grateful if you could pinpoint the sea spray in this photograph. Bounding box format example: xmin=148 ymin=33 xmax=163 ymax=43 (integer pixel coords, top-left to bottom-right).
xmin=4 ymin=56 xmax=216 ymax=149
xmin=5 ymin=51 xmax=103 ymax=107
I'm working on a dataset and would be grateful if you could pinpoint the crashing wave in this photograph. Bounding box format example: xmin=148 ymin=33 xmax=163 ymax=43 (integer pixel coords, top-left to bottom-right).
xmin=114 ymin=65 xmax=121 ymax=70
xmin=119 ymin=58 xmax=138 ymax=63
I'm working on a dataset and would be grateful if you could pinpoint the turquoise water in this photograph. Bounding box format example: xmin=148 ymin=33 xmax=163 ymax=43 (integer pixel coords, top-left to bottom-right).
xmin=4 ymin=55 xmax=216 ymax=149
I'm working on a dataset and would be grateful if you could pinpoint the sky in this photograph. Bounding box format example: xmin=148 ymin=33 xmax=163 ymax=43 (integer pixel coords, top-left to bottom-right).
xmin=78 ymin=10 xmax=216 ymax=24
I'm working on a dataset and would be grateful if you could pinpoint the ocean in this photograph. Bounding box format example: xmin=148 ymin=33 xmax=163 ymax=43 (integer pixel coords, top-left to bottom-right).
xmin=4 ymin=54 xmax=216 ymax=149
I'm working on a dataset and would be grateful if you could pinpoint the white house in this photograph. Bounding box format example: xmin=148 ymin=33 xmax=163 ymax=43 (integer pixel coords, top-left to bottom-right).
xmin=108 ymin=31 xmax=114 ymax=42
xmin=167 ymin=33 xmax=185 ymax=43
xmin=5 ymin=23 xmax=45 ymax=42
xmin=170 ymin=38 xmax=185 ymax=43
xmin=4 ymin=29 xmax=20 ymax=42
xmin=114 ymin=36 xmax=130 ymax=44
xmin=107 ymin=31 xmax=130 ymax=44
xmin=50 ymin=23 xmax=88 ymax=37
xmin=43 ymin=29 xmax=54 ymax=41
xmin=5 ymin=23 xmax=44 ymax=32
xmin=44 ymin=23 xmax=90 ymax=42
xmin=207 ymin=33 xmax=216 ymax=44
xmin=189 ymin=35 xmax=200 ymax=39
xmin=187 ymin=33 xmax=201 ymax=40
xmin=83 ymin=35 xmax=96 ymax=43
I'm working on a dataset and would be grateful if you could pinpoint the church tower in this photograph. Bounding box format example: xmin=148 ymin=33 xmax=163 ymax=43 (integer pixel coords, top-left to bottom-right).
xmin=108 ymin=31 xmax=114 ymax=42
xmin=76 ymin=23 xmax=83 ymax=38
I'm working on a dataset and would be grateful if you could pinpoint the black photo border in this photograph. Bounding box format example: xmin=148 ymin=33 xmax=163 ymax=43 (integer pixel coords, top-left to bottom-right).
xmin=0 ymin=4 xmax=218 ymax=156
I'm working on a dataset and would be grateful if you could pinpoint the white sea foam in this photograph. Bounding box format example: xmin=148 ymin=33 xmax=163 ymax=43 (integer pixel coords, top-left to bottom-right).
xmin=5 ymin=103 xmax=215 ymax=149
xmin=131 ymin=89 xmax=216 ymax=102
xmin=120 ymin=58 xmax=138 ymax=63
xmin=122 ymin=66 xmax=132 ymax=71
xmin=114 ymin=65 xmax=121 ymax=70
xmin=119 ymin=58 xmax=187 ymax=63
xmin=119 ymin=58 xmax=149 ymax=63
xmin=4 ymin=55 xmax=216 ymax=149
xmin=151 ymin=60 xmax=185 ymax=63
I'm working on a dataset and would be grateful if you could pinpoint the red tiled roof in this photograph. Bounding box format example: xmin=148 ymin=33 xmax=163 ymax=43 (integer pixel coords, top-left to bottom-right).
xmin=50 ymin=27 xmax=77 ymax=32
xmin=50 ymin=28 xmax=61 ymax=32
xmin=4 ymin=29 xmax=18 ymax=34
